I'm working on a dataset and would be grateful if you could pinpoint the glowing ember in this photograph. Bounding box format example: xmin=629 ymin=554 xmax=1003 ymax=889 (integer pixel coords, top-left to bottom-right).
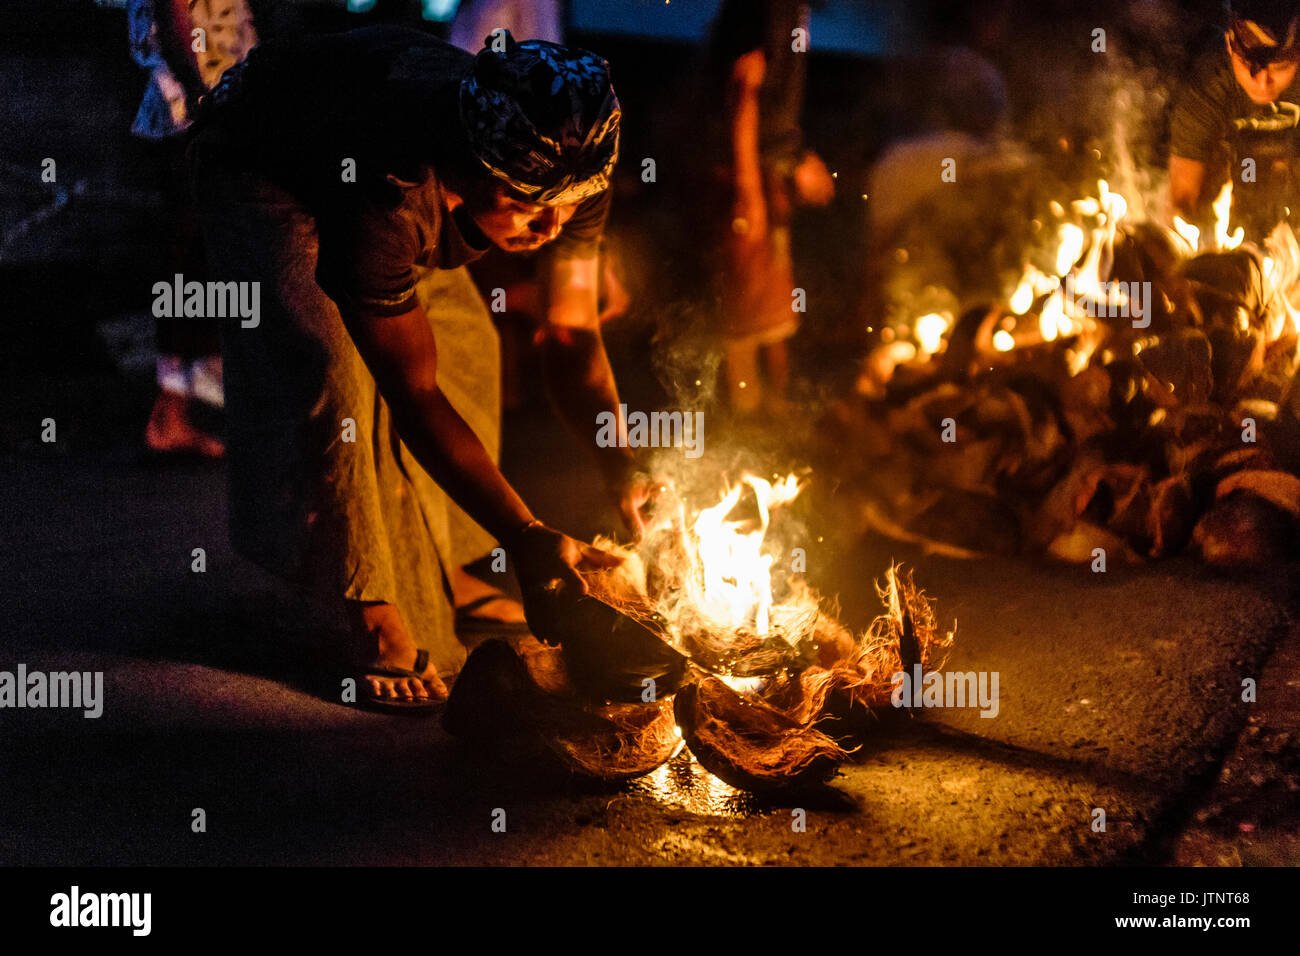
xmin=992 ymin=329 xmax=1015 ymax=352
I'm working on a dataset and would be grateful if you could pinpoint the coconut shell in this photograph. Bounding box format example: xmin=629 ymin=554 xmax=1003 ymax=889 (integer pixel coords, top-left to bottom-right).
xmin=1135 ymin=329 xmax=1214 ymax=407
xmin=1048 ymin=522 xmax=1139 ymax=564
xmin=528 ymin=592 xmax=688 ymax=704
xmin=548 ymin=698 xmax=680 ymax=781
xmin=905 ymin=488 xmax=1021 ymax=556
xmin=1183 ymin=249 xmax=1267 ymax=319
xmin=811 ymin=613 xmax=858 ymax=669
xmin=1193 ymin=492 xmax=1297 ymax=567
xmin=674 ymin=676 xmax=845 ymax=792
xmin=1147 ymin=474 xmax=1196 ymax=558
xmin=1208 ymin=324 xmax=1265 ymax=404
xmin=1215 ymin=469 xmax=1300 ymax=517
xmin=444 ymin=638 xmax=679 ymax=780
xmin=442 ymin=638 xmax=532 ymax=740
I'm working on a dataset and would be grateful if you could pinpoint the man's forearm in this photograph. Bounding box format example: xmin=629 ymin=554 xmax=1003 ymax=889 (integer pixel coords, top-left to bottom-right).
xmin=543 ymin=254 xmax=637 ymax=481
xmin=541 ymin=326 xmax=637 ymax=482
xmin=388 ymin=385 xmax=537 ymax=545
xmin=340 ymin=303 xmax=535 ymax=546
xmin=1169 ymin=156 xmax=1212 ymax=231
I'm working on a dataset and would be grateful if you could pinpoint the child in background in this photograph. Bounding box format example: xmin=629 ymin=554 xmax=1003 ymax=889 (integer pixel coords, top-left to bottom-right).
xmin=127 ymin=0 xmax=259 ymax=456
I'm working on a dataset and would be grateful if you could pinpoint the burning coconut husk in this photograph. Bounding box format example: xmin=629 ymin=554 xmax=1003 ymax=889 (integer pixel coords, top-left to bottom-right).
xmin=837 ymin=176 xmax=1300 ymax=568
xmin=824 ymin=564 xmax=955 ymax=718
xmin=444 ymin=636 xmax=681 ymax=781
xmin=448 ymin=473 xmax=957 ymax=793
xmin=673 ymin=673 xmax=846 ymax=793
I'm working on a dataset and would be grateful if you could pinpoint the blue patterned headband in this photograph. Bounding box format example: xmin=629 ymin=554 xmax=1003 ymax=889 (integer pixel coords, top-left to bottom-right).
xmin=459 ymin=31 xmax=620 ymax=205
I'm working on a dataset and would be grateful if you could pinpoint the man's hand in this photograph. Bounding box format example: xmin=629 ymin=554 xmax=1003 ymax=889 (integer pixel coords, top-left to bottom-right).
xmin=612 ymin=470 xmax=667 ymax=540
xmin=508 ymin=522 xmax=623 ymax=643
xmin=1169 ymin=155 xmax=1209 ymax=228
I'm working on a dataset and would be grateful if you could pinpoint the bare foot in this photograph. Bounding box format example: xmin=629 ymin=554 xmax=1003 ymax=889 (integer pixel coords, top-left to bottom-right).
xmin=451 ymin=567 xmax=526 ymax=624
xmin=145 ymin=391 xmax=224 ymax=458
xmin=347 ymin=601 xmax=449 ymax=702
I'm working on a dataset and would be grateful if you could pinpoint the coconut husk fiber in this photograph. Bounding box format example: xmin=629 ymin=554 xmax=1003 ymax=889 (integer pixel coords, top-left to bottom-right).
xmin=674 ymin=674 xmax=847 ymax=792
xmin=828 ymin=564 xmax=955 ymax=712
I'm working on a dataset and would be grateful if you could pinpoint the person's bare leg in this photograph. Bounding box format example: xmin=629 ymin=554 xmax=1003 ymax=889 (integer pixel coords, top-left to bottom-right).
xmin=145 ymin=390 xmax=225 ymax=457
xmin=724 ymin=339 xmax=762 ymax=413
xmin=450 ymin=566 xmax=526 ymax=623
xmin=760 ymin=340 xmax=791 ymax=414
xmin=347 ymin=600 xmax=448 ymax=701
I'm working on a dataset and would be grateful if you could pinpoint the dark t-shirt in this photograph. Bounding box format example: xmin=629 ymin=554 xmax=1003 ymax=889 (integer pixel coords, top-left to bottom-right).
xmin=196 ymin=26 xmax=609 ymax=317
xmin=1169 ymin=45 xmax=1300 ymax=234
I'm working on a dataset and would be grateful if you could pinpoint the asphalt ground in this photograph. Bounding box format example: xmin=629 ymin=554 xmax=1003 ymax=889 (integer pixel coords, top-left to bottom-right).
xmin=1 ymin=2 xmax=1297 ymax=868
xmin=1 ymin=376 xmax=1297 ymax=866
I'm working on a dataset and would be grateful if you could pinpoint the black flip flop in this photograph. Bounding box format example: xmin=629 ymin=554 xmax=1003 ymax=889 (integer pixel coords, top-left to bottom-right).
xmin=454 ymin=594 xmax=532 ymax=636
xmin=356 ymin=649 xmax=442 ymax=716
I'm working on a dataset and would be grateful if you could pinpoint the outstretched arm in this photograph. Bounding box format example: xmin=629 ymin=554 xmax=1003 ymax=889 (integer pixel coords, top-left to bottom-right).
xmin=1169 ymin=155 xmax=1212 ymax=224
xmin=728 ymin=48 xmax=768 ymax=236
xmin=340 ymin=301 xmax=616 ymax=596
xmin=541 ymin=252 xmax=653 ymax=535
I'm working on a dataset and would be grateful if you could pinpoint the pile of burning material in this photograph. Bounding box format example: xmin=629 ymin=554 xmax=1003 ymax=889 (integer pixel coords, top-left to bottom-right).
xmin=444 ymin=475 xmax=954 ymax=792
xmin=833 ymin=180 xmax=1300 ymax=569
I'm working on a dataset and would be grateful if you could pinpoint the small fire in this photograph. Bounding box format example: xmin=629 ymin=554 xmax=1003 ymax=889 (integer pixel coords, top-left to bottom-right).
xmin=1056 ymin=223 xmax=1085 ymax=277
xmin=1172 ymin=215 xmax=1200 ymax=252
xmin=627 ymin=469 xmax=829 ymax=682
xmin=989 ymin=179 xmax=1126 ymax=361
xmin=1039 ymin=288 xmax=1065 ymax=342
xmin=1172 ymin=182 xmax=1242 ymax=254
xmin=1213 ymin=182 xmax=1244 ymax=251
xmin=687 ymin=473 xmax=802 ymax=637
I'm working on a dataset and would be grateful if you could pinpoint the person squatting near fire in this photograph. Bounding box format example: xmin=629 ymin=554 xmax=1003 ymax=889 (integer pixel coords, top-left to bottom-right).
xmin=127 ymin=0 xmax=262 ymax=457
xmin=706 ymin=0 xmax=834 ymax=416
xmin=189 ymin=26 xmax=659 ymax=711
xmin=1169 ymin=0 xmax=1300 ymax=241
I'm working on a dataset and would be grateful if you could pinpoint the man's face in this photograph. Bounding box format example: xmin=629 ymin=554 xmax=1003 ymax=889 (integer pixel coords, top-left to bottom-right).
xmin=1227 ymin=31 xmax=1300 ymax=104
xmin=466 ymin=184 xmax=581 ymax=253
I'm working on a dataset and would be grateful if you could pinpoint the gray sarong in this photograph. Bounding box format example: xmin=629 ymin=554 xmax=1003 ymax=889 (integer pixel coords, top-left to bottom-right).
xmin=191 ymin=147 xmax=499 ymax=678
